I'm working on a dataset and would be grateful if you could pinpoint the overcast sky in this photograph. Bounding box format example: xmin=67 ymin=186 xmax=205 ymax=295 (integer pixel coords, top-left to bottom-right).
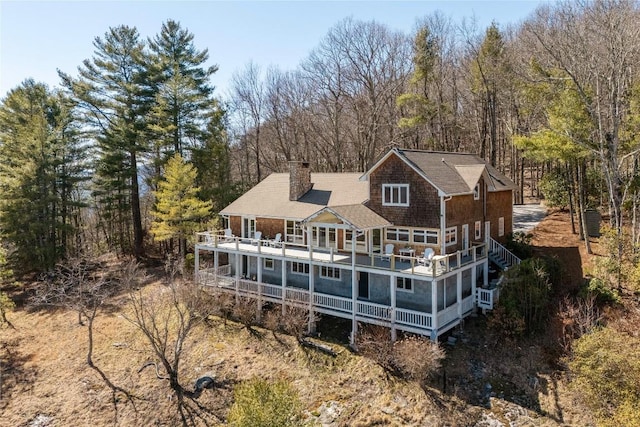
xmin=0 ymin=1 xmax=546 ymax=99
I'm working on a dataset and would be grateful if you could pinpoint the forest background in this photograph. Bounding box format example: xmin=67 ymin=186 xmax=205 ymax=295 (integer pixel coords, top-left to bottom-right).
xmin=1 ymin=0 xmax=640 ymax=271
xmin=2 ymin=1 xmax=640 ymax=425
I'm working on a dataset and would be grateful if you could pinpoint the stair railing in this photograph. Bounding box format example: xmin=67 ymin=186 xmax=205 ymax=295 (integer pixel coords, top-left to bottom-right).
xmin=488 ymin=238 xmax=521 ymax=268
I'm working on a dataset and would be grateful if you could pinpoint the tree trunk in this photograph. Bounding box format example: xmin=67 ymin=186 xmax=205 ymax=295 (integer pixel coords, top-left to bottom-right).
xmin=130 ymin=151 xmax=144 ymax=259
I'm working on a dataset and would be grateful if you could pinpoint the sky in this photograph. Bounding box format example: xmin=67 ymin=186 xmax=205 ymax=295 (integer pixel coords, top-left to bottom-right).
xmin=0 ymin=1 xmax=546 ymax=100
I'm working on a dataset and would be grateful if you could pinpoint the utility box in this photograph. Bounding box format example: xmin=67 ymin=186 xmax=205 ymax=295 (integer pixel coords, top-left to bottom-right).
xmin=584 ymin=209 xmax=601 ymax=237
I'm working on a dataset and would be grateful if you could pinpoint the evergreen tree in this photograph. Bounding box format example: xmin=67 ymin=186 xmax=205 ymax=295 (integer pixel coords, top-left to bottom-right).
xmin=396 ymin=25 xmax=438 ymax=142
xmin=60 ymin=25 xmax=152 ymax=258
xmin=145 ymin=20 xmax=219 ymax=189
xmin=471 ymin=23 xmax=509 ymax=165
xmin=150 ymin=154 xmax=212 ymax=260
xmin=0 ymin=80 xmax=87 ymax=271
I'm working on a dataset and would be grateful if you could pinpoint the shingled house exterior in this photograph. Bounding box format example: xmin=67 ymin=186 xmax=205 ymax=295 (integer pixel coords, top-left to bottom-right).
xmin=195 ymin=148 xmax=518 ymax=341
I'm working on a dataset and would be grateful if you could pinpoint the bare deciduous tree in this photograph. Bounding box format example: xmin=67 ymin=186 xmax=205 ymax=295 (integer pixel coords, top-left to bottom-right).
xmin=122 ymin=260 xmax=219 ymax=426
xmin=31 ymin=257 xmax=136 ymax=419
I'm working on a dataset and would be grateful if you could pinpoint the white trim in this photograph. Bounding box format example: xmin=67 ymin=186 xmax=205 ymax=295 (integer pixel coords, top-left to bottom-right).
xmin=475 ymin=221 xmax=482 ymax=240
xmin=396 ymin=276 xmax=414 ymax=293
xmin=445 ymin=226 xmax=457 ymax=247
xmin=319 ymin=266 xmax=341 ymax=281
xmin=290 ymin=261 xmax=310 ymax=275
xmin=382 ymin=184 xmax=410 ymax=207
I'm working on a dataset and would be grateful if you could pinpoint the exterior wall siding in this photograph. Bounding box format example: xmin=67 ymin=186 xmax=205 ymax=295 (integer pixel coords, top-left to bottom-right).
xmin=486 ymin=190 xmax=513 ymax=243
xmin=367 ymin=154 xmax=441 ymax=228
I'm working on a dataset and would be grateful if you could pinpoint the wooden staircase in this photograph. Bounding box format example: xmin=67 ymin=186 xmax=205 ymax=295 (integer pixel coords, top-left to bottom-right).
xmin=488 ymin=238 xmax=521 ymax=271
xmin=477 ymin=238 xmax=522 ymax=311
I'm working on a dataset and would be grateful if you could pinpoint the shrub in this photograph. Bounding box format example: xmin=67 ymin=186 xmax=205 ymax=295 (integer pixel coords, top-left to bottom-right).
xmin=227 ymin=377 xmax=302 ymax=427
xmin=393 ymin=336 xmax=445 ymax=383
xmin=357 ymin=326 xmax=444 ymax=384
xmin=582 ymin=277 xmax=621 ymax=305
xmin=489 ymin=258 xmax=554 ymax=337
xmin=569 ymin=327 xmax=640 ymax=426
xmin=505 ymin=231 xmax=533 ymax=259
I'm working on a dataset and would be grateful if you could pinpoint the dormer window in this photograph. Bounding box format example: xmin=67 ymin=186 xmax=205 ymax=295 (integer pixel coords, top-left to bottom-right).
xmin=382 ymin=184 xmax=409 ymax=207
xmin=474 ymin=183 xmax=480 ymax=200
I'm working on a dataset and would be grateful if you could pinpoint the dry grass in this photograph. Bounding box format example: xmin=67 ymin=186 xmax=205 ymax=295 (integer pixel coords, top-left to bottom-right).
xmin=0 ymin=211 xmax=606 ymax=426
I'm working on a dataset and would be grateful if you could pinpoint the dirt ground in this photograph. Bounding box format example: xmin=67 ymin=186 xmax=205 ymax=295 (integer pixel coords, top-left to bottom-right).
xmin=0 ymin=208 xmax=599 ymax=427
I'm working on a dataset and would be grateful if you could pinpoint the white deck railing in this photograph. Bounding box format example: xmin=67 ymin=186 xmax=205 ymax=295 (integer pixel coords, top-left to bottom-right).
xmin=196 ymin=231 xmax=487 ymax=280
xmin=199 ymin=272 xmax=478 ymax=335
xmin=488 ymin=238 xmax=521 ymax=268
xmin=396 ymin=307 xmax=433 ymax=328
xmin=477 ymin=287 xmax=497 ymax=310
xmin=314 ymin=294 xmax=352 ymax=313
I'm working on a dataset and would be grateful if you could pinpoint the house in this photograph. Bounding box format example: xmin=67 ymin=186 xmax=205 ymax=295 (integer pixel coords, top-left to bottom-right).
xmin=194 ymin=148 xmax=519 ymax=342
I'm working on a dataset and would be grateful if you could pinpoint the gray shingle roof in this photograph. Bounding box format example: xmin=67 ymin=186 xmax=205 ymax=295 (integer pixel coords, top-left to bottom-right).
xmin=397 ymin=149 xmax=516 ymax=195
xmin=304 ymin=204 xmax=392 ymax=230
xmin=220 ymin=173 xmax=368 ymax=220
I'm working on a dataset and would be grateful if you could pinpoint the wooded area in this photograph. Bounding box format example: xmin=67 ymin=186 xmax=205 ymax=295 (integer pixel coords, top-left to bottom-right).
xmin=1 ymin=1 xmax=639 ymax=274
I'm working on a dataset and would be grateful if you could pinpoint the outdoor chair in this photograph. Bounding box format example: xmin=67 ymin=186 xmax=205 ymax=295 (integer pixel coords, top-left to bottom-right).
xmin=381 ymin=243 xmax=395 ymax=262
xmin=418 ymin=248 xmax=435 ymax=267
xmin=223 ymin=228 xmax=234 ymax=242
xmin=269 ymin=233 xmax=282 ymax=247
xmin=252 ymin=231 xmax=262 ymax=245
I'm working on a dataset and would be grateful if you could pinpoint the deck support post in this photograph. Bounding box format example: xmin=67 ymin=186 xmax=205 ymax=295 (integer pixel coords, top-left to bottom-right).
xmin=350 ymin=239 xmax=358 ymax=346
xmin=472 ymin=264 xmax=477 ymax=312
xmin=235 ymin=254 xmax=241 ymax=303
xmin=256 ymin=257 xmax=263 ymax=322
xmin=457 ymin=270 xmax=463 ymax=319
xmin=308 ymin=263 xmax=316 ymax=334
xmin=431 ymin=280 xmax=439 ymax=342
xmin=281 ymin=259 xmax=287 ymax=316
xmin=390 ymin=275 xmax=397 ymax=341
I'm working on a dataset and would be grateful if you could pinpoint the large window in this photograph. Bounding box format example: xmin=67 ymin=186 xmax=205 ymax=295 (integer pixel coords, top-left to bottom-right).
xmin=396 ymin=276 xmax=413 ymax=292
xmin=382 ymin=184 xmax=409 ymax=207
xmin=412 ymin=229 xmax=438 ymax=245
xmin=445 ymin=226 xmax=457 ymax=246
xmin=285 ymin=220 xmax=304 ymax=244
xmin=290 ymin=262 xmax=309 ymax=275
xmin=386 ymin=228 xmax=410 ymax=243
xmin=320 ymin=266 xmax=341 ymax=280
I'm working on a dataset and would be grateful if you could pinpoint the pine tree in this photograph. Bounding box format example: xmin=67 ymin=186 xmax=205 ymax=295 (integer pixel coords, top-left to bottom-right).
xmin=151 ymin=154 xmax=212 ymax=260
xmin=145 ymin=20 xmax=219 ymax=189
xmin=0 ymin=80 xmax=87 ymax=271
xmin=59 ymin=25 xmax=152 ymax=258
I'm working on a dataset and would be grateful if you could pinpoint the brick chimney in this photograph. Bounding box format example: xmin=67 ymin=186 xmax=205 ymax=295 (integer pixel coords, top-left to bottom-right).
xmin=289 ymin=161 xmax=312 ymax=201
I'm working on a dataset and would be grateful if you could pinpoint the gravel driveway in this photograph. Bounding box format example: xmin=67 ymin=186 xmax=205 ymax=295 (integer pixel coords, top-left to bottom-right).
xmin=512 ymin=203 xmax=547 ymax=233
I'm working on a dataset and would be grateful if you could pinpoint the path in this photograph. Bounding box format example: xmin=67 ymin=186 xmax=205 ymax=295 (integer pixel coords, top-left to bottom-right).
xmin=513 ymin=203 xmax=547 ymax=234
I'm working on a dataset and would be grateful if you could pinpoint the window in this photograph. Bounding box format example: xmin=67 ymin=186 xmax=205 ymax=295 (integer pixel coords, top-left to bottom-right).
xmin=382 ymin=184 xmax=409 ymax=207
xmin=386 ymin=228 xmax=410 ymax=242
xmin=396 ymin=276 xmax=413 ymax=292
xmin=290 ymin=262 xmax=309 ymax=275
xmin=412 ymin=229 xmax=439 ymax=245
xmin=498 ymin=217 xmax=505 ymax=237
xmin=444 ymin=226 xmax=457 ymax=246
xmin=474 ymin=183 xmax=481 ymax=200
xmin=475 ymin=221 xmax=482 ymax=240
xmin=285 ymin=220 xmax=304 ymax=244
xmin=320 ymin=266 xmax=341 ymax=280
xmin=263 ymin=258 xmax=274 ymax=270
